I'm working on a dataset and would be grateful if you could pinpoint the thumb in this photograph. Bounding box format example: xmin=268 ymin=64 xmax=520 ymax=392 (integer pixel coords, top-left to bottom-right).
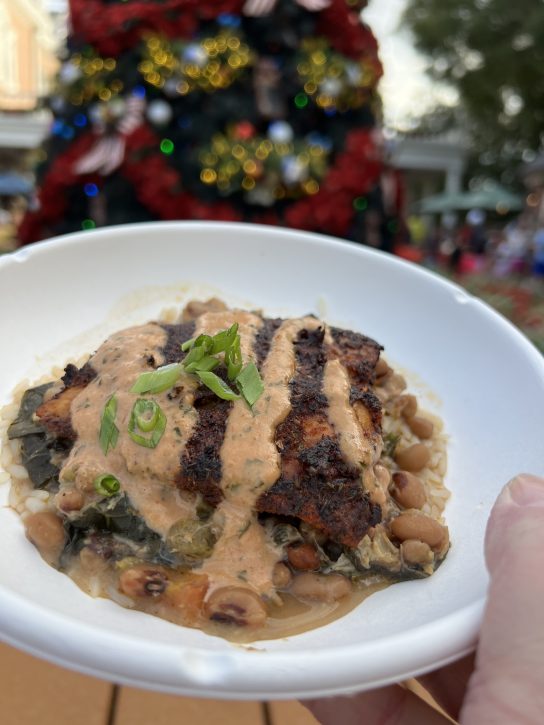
xmin=460 ymin=474 xmax=544 ymax=725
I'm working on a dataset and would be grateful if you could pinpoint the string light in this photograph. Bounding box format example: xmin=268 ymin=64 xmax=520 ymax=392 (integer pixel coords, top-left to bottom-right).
xmin=84 ymin=183 xmax=99 ymax=197
xmin=353 ymin=196 xmax=368 ymax=211
xmin=160 ymin=138 xmax=175 ymax=155
xmin=139 ymin=30 xmax=253 ymax=95
xmin=296 ymin=38 xmax=376 ymax=113
xmin=199 ymin=131 xmax=330 ymax=200
xmin=58 ymin=48 xmax=124 ymax=105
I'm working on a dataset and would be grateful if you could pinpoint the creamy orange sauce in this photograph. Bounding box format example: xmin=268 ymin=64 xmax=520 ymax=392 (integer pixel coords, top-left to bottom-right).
xmin=204 ymin=316 xmax=325 ymax=597
xmin=61 ymin=323 xmax=199 ymax=536
xmin=323 ymin=358 xmax=376 ymax=468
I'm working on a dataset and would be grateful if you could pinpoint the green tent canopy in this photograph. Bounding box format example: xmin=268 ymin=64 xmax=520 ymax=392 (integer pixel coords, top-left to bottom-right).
xmin=413 ymin=183 xmax=523 ymax=214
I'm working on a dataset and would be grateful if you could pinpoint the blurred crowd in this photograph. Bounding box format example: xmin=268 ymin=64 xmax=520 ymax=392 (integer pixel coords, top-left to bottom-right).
xmin=0 ymin=197 xmax=25 ymax=253
xmin=409 ymin=211 xmax=544 ymax=286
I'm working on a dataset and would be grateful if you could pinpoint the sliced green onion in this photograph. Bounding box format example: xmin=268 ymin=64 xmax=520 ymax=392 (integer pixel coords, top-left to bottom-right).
xmin=180 ymin=323 xmax=263 ymax=407
xmin=184 ymin=355 xmax=220 ymax=374
xmin=94 ymin=473 xmax=120 ymax=497
xmin=99 ymin=394 xmax=119 ymax=455
xmin=193 ymin=334 xmax=214 ymax=352
xmin=196 ymin=371 xmax=240 ymax=401
xmin=236 ymin=362 xmax=264 ymax=407
xmin=183 ymin=344 xmax=207 ymax=368
xmin=130 ymin=362 xmax=182 ymax=394
xmin=133 ymin=398 xmax=161 ymax=432
xmin=226 ymin=336 xmax=243 ymax=380
xmin=211 ymin=322 xmax=239 ymax=354
xmin=128 ymin=398 xmax=167 ymax=448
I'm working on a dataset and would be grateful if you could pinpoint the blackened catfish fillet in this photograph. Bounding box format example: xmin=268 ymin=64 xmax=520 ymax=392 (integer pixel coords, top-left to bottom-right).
xmin=255 ymin=323 xmax=382 ymax=547
xmin=36 ymin=363 xmax=96 ymax=441
xmin=35 ymin=308 xmax=385 ymax=549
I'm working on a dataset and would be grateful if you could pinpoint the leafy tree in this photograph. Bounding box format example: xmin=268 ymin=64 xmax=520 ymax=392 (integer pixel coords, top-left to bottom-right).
xmin=403 ymin=0 xmax=544 ymax=182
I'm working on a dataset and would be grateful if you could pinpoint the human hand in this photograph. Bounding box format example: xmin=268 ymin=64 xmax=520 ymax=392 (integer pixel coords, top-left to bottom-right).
xmin=303 ymin=474 xmax=544 ymax=724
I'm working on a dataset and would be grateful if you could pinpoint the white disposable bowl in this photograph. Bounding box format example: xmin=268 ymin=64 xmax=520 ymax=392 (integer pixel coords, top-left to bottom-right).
xmin=0 ymin=222 xmax=543 ymax=699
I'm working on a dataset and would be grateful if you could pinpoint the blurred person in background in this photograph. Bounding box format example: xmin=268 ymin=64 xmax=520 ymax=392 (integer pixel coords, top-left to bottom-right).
xmin=531 ymin=225 xmax=544 ymax=284
xmin=490 ymin=217 xmax=530 ymax=279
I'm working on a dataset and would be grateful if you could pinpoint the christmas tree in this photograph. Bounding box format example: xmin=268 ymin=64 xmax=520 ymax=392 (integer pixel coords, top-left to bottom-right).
xmin=19 ymin=0 xmax=389 ymax=244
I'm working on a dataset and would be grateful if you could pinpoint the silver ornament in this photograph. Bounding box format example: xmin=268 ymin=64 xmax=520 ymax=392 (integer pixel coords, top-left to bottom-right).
xmin=163 ymin=78 xmax=181 ymax=97
xmin=281 ymin=156 xmax=309 ymax=185
xmin=182 ymin=44 xmax=208 ymax=68
xmin=319 ymin=77 xmax=343 ymax=98
xmin=88 ymin=103 xmax=104 ymax=127
xmin=345 ymin=62 xmax=362 ymax=86
xmin=267 ymin=121 xmax=294 ymax=144
xmin=146 ymin=99 xmax=173 ymax=126
xmin=108 ymin=97 xmax=126 ymax=120
xmin=59 ymin=61 xmax=82 ymax=85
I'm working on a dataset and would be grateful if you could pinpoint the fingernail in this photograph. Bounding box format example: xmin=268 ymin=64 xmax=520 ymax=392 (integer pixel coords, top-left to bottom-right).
xmin=496 ymin=474 xmax=544 ymax=508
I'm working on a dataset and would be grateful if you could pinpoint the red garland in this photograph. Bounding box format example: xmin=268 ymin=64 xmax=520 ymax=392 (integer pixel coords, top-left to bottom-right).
xmin=285 ymin=129 xmax=382 ymax=236
xmin=18 ymin=132 xmax=99 ymax=243
xmin=19 ymin=122 xmax=381 ymax=244
xmin=70 ymin=0 xmax=200 ymax=56
xmin=69 ymin=0 xmax=382 ymax=64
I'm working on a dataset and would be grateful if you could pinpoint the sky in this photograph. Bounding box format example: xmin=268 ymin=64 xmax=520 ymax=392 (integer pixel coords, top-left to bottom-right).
xmin=364 ymin=0 xmax=457 ymax=132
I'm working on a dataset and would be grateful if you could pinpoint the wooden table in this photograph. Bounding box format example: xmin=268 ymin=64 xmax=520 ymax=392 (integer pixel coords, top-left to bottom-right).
xmin=0 ymin=642 xmax=318 ymax=725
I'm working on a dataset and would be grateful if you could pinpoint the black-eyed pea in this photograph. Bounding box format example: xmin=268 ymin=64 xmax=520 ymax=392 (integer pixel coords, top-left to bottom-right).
xmin=162 ymin=574 xmax=209 ymax=626
xmin=401 ymin=539 xmax=434 ymax=565
xmin=119 ymin=566 xmax=169 ymax=598
xmin=388 ymin=373 xmax=407 ymax=395
xmin=272 ymin=562 xmax=292 ymax=588
xmin=25 ymin=511 xmax=65 ymax=564
xmin=399 ymin=394 xmax=418 ymax=419
xmin=374 ymin=463 xmax=391 ymax=489
xmin=79 ymin=546 xmax=109 ymax=574
xmin=375 ymin=357 xmax=390 ymax=380
xmin=407 ymin=416 xmax=434 ymax=439
xmin=181 ymin=297 xmax=227 ymax=322
xmin=205 ymin=586 xmax=267 ymax=627
xmin=394 ymin=443 xmax=430 ymax=472
xmin=290 ymin=572 xmax=351 ymax=603
xmin=390 ymin=512 xmax=448 ymax=551
xmin=287 ymin=543 xmax=320 ymax=571
xmin=390 ymin=471 xmax=426 ymax=509
xmin=370 ymin=487 xmax=387 ymax=506
xmin=57 ymin=488 xmax=84 ymax=512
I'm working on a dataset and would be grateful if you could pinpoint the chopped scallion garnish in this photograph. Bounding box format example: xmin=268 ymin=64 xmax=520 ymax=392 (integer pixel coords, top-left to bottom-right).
xmin=182 ymin=344 xmax=208 ymax=368
xmin=94 ymin=473 xmax=120 ymax=497
xmin=184 ymin=354 xmax=220 ymax=374
xmin=236 ymin=362 xmax=265 ymax=407
xmin=193 ymin=334 xmax=214 ymax=352
xmin=128 ymin=399 xmax=166 ymax=448
xmin=196 ymin=371 xmax=241 ymax=401
xmin=226 ymin=336 xmax=243 ymax=381
xmin=211 ymin=323 xmax=239 ymax=354
xmin=130 ymin=362 xmax=182 ymax=394
xmin=179 ymin=322 xmax=264 ymax=407
xmin=133 ymin=398 xmax=161 ymax=432
xmin=99 ymin=394 xmax=119 ymax=456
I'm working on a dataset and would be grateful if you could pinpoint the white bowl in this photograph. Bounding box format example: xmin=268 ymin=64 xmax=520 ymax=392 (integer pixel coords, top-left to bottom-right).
xmin=0 ymin=221 xmax=543 ymax=699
